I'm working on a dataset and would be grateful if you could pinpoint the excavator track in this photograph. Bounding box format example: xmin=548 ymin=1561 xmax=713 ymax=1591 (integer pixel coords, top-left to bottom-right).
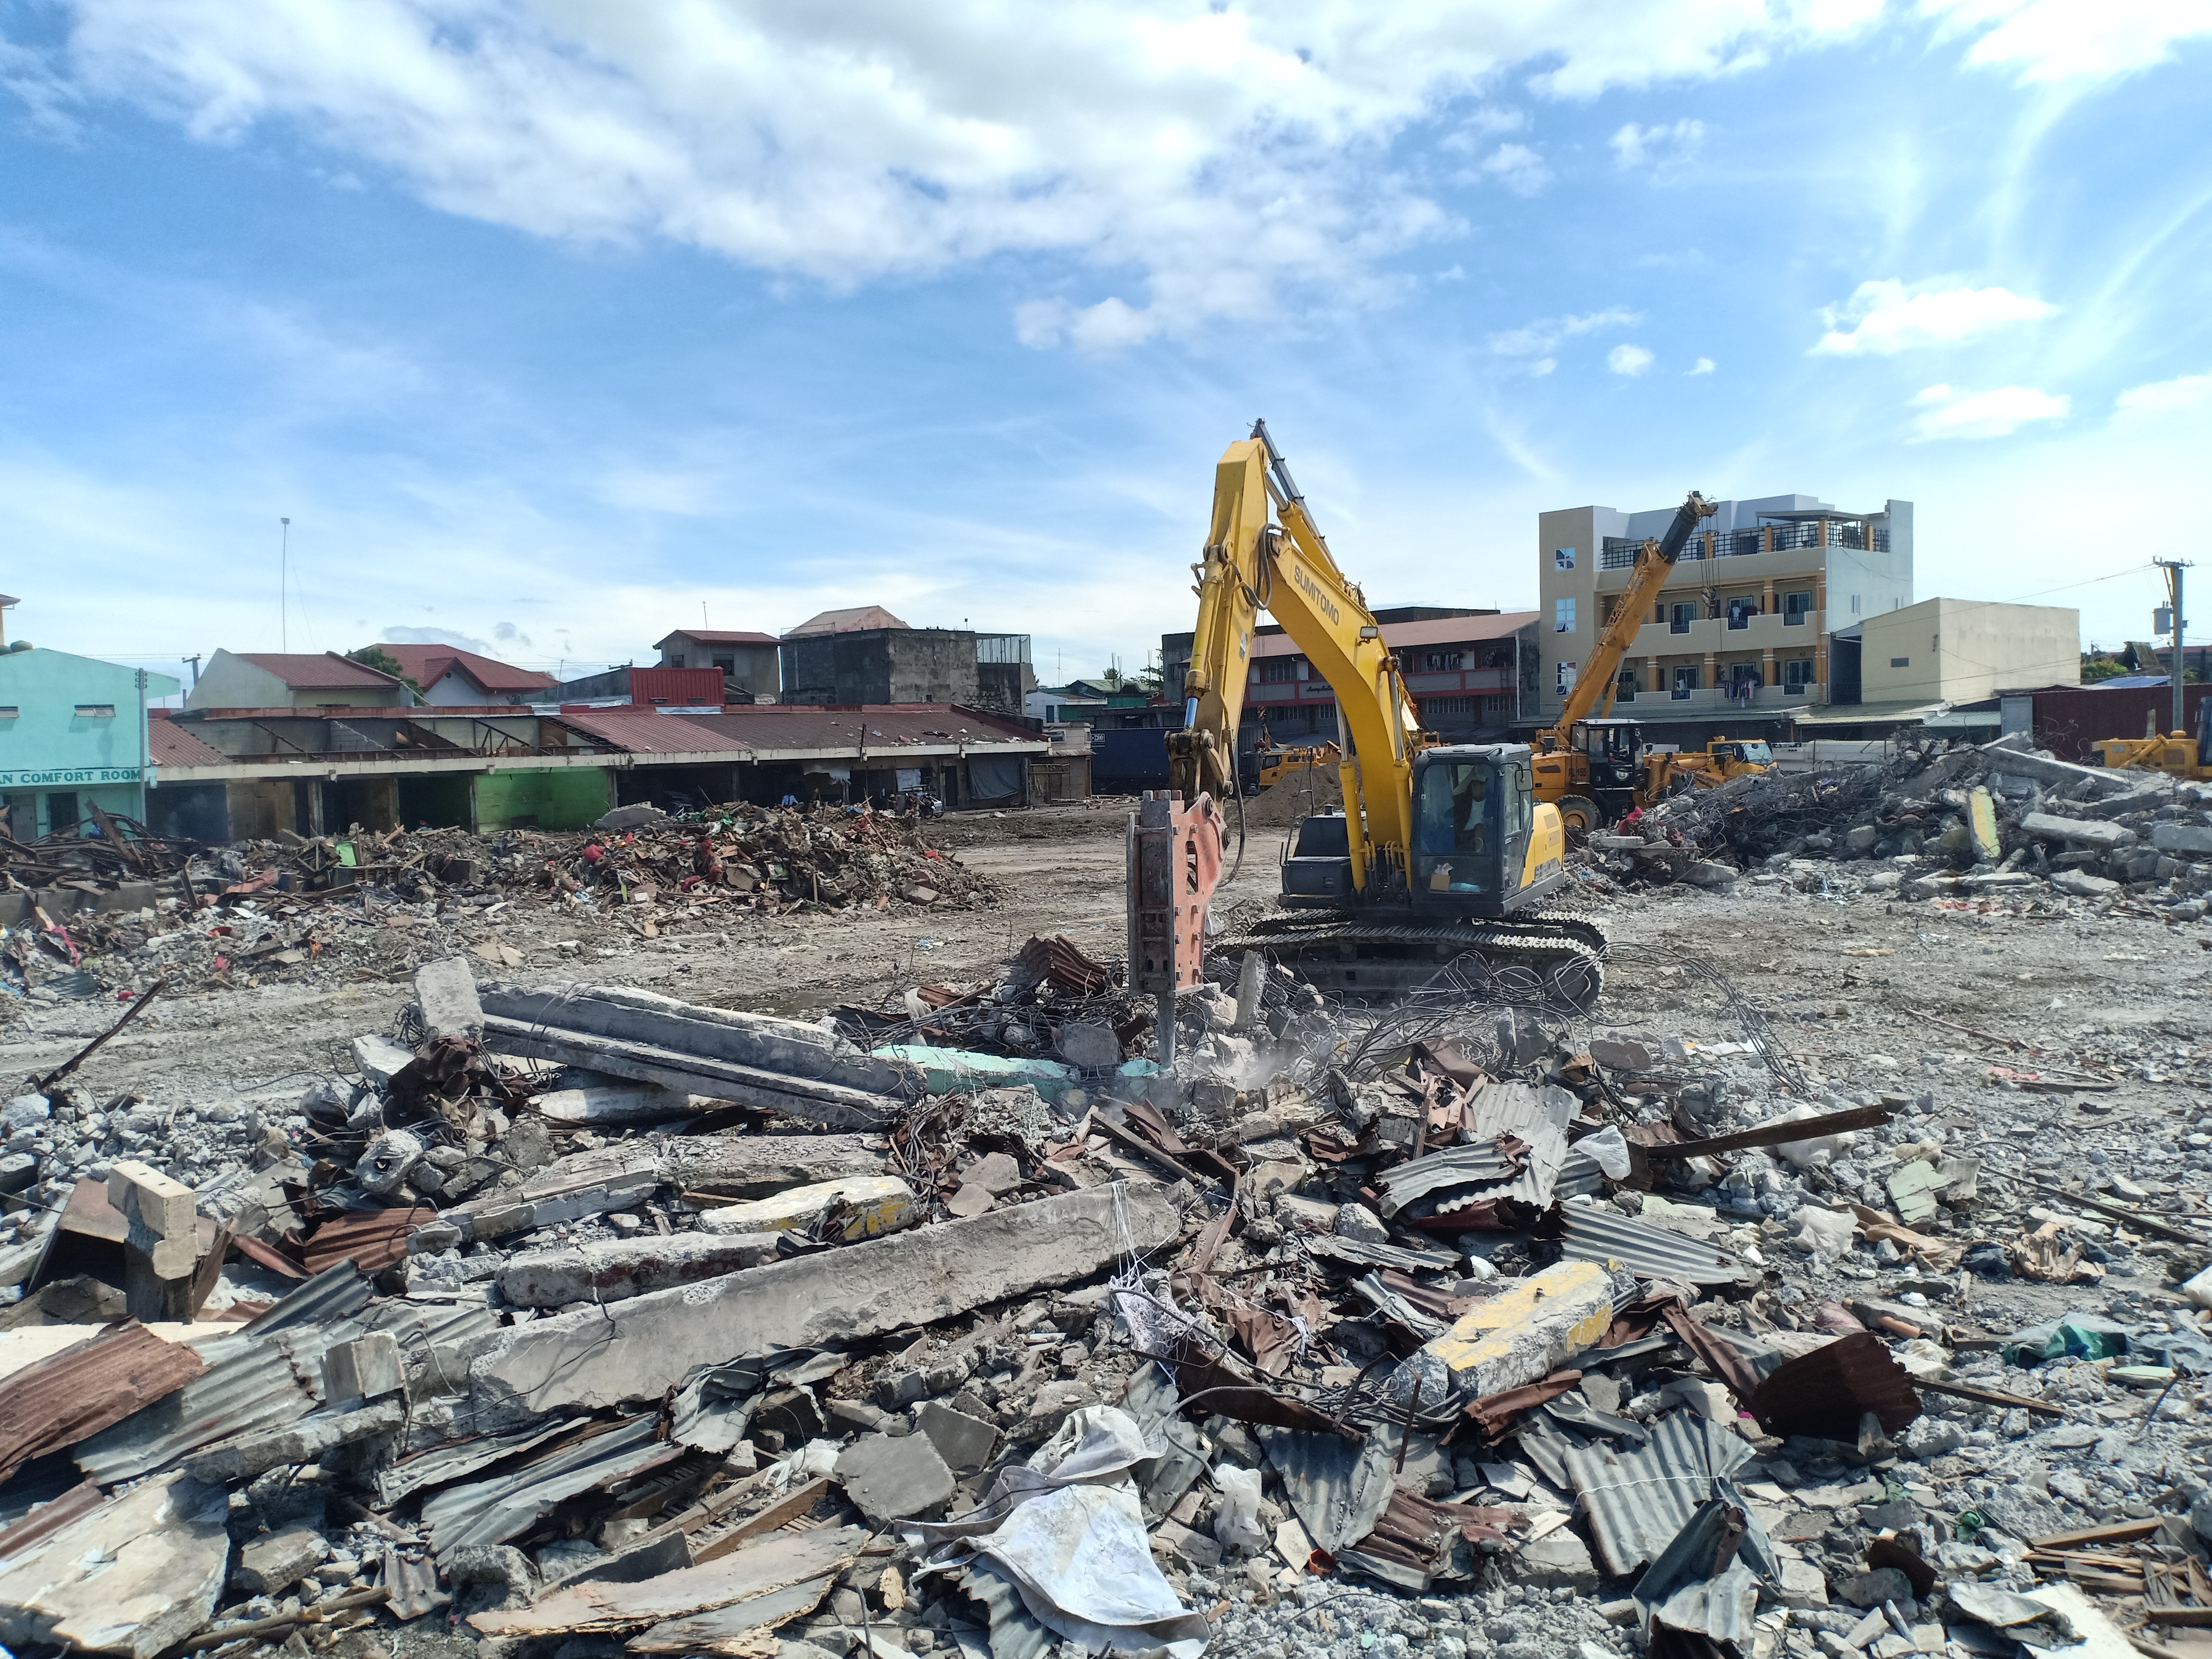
xmin=1212 ymin=910 xmax=1608 ymax=1010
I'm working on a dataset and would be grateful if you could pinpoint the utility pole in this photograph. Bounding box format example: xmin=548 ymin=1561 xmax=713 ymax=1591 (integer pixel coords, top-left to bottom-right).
xmin=2156 ymin=558 xmax=2192 ymax=737
xmin=184 ymin=654 xmax=200 ymax=689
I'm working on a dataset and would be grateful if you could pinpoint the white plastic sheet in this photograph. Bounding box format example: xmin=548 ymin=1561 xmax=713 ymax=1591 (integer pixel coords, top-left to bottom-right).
xmin=903 ymin=1406 xmax=1209 ymax=1658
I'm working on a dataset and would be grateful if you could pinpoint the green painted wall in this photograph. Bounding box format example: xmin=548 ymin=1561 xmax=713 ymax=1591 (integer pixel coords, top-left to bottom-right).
xmin=472 ymin=768 xmax=609 ymax=831
xmin=0 ymin=649 xmax=180 ymax=834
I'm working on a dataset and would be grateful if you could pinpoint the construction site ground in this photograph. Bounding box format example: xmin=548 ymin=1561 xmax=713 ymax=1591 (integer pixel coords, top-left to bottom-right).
xmin=5 ymin=800 xmax=2206 ymax=1190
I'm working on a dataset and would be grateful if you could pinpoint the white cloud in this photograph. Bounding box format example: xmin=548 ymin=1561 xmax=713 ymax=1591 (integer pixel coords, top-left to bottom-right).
xmin=1922 ymin=0 xmax=2212 ymax=83
xmin=2116 ymin=369 xmax=2212 ymax=415
xmin=1909 ymin=382 xmax=2070 ymax=439
xmin=1477 ymin=142 xmax=1551 ymax=197
xmin=1812 ymin=276 xmax=2057 ymax=354
xmin=28 ymin=0 xmax=1894 ymax=349
xmin=1607 ymin=343 xmax=1656 ymax=376
xmin=383 ymin=623 xmax=495 ymax=653
xmin=1611 ymin=117 xmax=1705 ymax=168
xmin=1489 ymin=307 xmax=1638 ymax=359
xmin=1688 ymin=356 xmax=1716 ymax=374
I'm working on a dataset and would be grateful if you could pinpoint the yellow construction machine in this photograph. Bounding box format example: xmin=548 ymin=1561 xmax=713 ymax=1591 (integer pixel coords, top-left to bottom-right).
xmin=1164 ymin=421 xmax=1604 ymax=1004
xmin=2096 ymin=702 xmax=2212 ymax=781
xmin=1253 ymin=739 xmax=1341 ymax=791
xmin=1529 ymin=492 xmax=1775 ymax=829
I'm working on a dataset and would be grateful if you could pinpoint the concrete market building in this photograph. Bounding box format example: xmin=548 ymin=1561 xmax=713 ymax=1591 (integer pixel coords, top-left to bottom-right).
xmin=0 ymin=648 xmax=180 ymax=836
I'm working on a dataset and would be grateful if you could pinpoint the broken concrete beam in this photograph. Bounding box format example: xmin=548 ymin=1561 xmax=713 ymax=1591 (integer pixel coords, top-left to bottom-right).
xmin=835 ymin=1431 xmax=956 ymax=1523
xmin=468 ymin=1183 xmax=1178 ymax=1423
xmin=230 ymin=1527 xmax=328 ymax=1597
xmin=323 ymin=1331 xmax=405 ymax=1402
xmin=0 ymin=1471 xmax=230 ymax=1659
xmin=2019 ymin=812 xmax=2138 ymax=850
xmin=350 ymin=1033 xmax=416 ymax=1087
xmin=478 ymin=1012 xmax=897 ymax=1130
xmin=435 ymin=1144 xmax=661 ymax=1244
xmin=481 ymin=981 xmax=912 ymax=1094
xmin=107 ymin=1159 xmax=197 ymax=1323
xmin=497 ymin=1231 xmax=782 ymax=1308
xmin=182 ymin=1398 xmax=405 ymax=1484
xmin=2152 ymin=821 xmax=2212 ymax=856
xmin=658 ymin=1133 xmax=888 ymax=1199
xmin=415 ymin=956 xmax=485 ymax=1043
xmin=1418 ymin=1260 xmax=1621 ymax=1398
xmin=2050 ymin=869 xmax=2122 ymax=898
xmin=1974 ymin=738 xmax=2142 ymax=797
xmin=694 ymin=1175 xmax=917 ymax=1242
xmin=533 ymin=1083 xmax=699 ymax=1127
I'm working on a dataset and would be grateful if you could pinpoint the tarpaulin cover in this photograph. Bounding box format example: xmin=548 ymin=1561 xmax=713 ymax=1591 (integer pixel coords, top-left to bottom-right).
xmin=966 ymin=755 xmax=1026 ymax=804
xmin=904 ymin=1405 xmax=1209 ymax=1659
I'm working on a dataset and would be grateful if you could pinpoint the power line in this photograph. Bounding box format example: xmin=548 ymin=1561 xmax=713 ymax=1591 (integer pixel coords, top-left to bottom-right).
xmin=2003 ymin=564 xmax=2152 ymax=603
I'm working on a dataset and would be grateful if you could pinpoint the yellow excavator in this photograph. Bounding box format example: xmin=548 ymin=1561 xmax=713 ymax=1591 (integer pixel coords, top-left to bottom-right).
xmin=1166 ymin=421 xmax=1606 ymax=1004
xmin=1252 ymin=739 xmax=1341 ymax=792
xmin=1530 ymin=491 xmax=1775 ymax=829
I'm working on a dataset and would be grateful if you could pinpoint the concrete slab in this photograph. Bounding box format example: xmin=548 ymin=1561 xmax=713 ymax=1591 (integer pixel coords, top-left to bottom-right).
xmin=0 ymin=1471 xmax=229 ymax=1659
xmin=498 ymin=1230 xmax=781 ymax=1307
xmin=661 ymin=1134 xmax=889 ymax=1200
xmin=415 ymin=956 xmax=485 ymax=1043
xmin=914 ymin=1401 xmax=1000 ymax=1476
xmin=835 ymin=1431 xmax=956 ymax=1523
xmin=469 ymin=1183 xmax=1178 ymax=1423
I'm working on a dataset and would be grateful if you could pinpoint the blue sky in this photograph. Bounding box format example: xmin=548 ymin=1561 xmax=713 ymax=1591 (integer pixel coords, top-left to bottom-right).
xmin=2 ymin=0 xmax=2210 ymax=698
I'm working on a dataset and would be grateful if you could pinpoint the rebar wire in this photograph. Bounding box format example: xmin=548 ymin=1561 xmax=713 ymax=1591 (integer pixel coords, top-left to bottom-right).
xmin=1603 ymin=943 xmax=1810 ymax=1096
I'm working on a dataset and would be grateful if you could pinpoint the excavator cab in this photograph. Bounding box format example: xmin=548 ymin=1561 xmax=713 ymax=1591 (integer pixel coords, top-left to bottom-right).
xmin=1569 ymin=718 xmax=1647 ymax=823
xmin=1281 ymin=744 xmax=1565 ymax=916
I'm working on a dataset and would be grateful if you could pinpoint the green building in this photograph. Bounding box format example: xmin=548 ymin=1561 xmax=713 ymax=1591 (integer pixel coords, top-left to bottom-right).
xmin=0 ymin=648 xmax=180 ymax=837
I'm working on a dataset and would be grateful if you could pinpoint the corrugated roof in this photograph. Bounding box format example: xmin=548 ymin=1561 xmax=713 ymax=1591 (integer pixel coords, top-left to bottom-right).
xmin=1743 ymin=1330 xmax=1920 ymax=1439
xmin=1563 ymin=1408 xmax=1754 ymax=1576
xmin=147 ymin=721 xmax=229 ymax=768
xmin=1257 ymin=1426 xmax=1398 ymax=1556
xmin=235 ymin=651 xmax=405 ymax=689
xmin=1380 ymin=1082 xmax=1577 ymax=1217
xmin=656 ymin=629 xmax=779 ymax=647
xmin=1551 ymin=1206 xmax=1747 ymax=1286
xmin=1252 ymin=611 xmax=1538 ymax=658
xmin=377 ymin=645 xmax=558 ymax=693
xmin=557 ymin=704 xmax=1044 ymax=757
xmin=74 ymin=1322 xmax=344 ymax=1484
xmin=421 ymin=1415 xmax=674 ymax=1563
xmin=783 ymin=606 xmax=910 ymax=637
xmin=0 ymin=1321 xmax=209 ymax=1484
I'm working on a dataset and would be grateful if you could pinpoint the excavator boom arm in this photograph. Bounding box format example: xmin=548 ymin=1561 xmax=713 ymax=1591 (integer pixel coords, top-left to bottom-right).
xmin=1170 ymin=422 xmax=1428 ymax=890
xmin=1550 ymin=491 xmax=1715 ymax=737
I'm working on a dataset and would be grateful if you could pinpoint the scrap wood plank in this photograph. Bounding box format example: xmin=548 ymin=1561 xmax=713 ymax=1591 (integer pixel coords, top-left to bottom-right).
xmin=2032 ymin=1518 xmax=2165 ymax=1549
xmin=1916 ymin=1378 xmax=2065 ymax=1418
xmin=693 ymin=1478 xmax=835 ymax=1564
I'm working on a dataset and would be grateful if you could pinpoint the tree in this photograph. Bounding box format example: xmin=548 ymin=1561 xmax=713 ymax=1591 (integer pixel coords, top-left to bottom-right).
xmin=348 ymin=646 xmax=423 ymax=695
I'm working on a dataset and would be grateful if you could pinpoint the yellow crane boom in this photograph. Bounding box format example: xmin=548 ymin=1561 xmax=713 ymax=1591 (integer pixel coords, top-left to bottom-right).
xmin=1539 ymin=490 xmax=1715 ymax=745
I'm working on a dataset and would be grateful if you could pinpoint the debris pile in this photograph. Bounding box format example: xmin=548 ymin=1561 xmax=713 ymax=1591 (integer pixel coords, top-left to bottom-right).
xmin=1578 ymin=731 xmax=2212 ymax=919
xmin=0 ymin=803 xmax=995 ymax=1010
xmin=2 ymin=926 xmax=2208 ymax=1659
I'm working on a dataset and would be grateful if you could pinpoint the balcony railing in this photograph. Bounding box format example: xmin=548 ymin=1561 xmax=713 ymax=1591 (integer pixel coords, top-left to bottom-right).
xmin=1601 ymin=522 xmax=1888 ymax=569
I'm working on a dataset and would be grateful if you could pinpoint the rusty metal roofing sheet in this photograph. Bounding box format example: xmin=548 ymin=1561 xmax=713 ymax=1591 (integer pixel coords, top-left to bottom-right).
xmin=1563 ymin=1409 xmax=1754 ymax=1576
xmin=1743 ymin=1331 xmax=1920 ymax=1440
xmin=1552 ymin=1205 xmax=1746 ymax=1286
xmin=299 ymin=1206 xmax=436 ymax=1275
xmin=0 ymin=1321 xmax=209 ymax=1485
xmin=555 ymin=704 xmax=1045 ymax=757
xmin=73 ymin=1321 xmax=351 ymax=1485
xmin=0 ymin=1480 xmax=103 ymax=1561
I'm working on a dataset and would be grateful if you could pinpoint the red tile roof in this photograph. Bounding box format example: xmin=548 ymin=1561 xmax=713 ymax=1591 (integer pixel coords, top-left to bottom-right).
xmin=147 ymin=721 xmax=231 ymax=768
xmin=235 ymin=651 xmax=407 ymax=689
xmin=375 ymin=644 xmax=558 ymax=693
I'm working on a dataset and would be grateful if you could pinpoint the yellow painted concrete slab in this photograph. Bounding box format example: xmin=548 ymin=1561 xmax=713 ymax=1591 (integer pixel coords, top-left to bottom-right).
xmin=1969 ymin=787 xmax=2001 ymax=863
xmin=1419 ymin=1259 xmax=1613 ymax=1398
xmin=696 ymin=1175 xmax=916 ymax=1241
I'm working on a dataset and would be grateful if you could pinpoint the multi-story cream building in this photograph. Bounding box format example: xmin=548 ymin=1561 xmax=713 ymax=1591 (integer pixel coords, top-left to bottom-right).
xmin=1535 ymin=493 xmax=1914 ymax=740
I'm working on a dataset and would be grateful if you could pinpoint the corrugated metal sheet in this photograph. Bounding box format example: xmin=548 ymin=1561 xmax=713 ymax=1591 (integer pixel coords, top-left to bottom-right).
xmin=1632 ymin=1496 xmax=1778 ymax=1643
xmin=242 ymin=1262 xmax=373 ymax=1335
xmin=298 ymin=1207 xmax=436 ymax=1274
xmin=421 ymin=1416 xmax=673 ymax=1563
xmin=2027 ymin=683 xmax=2212 ymax=763
xmin=557 ymin=704 xmax=1045 ymax=758
xmin=73 ymin=1322 xmax=352 ymax=1485
xmin=1563 ymin=1410 xmax=1753 ymax=1576
xmin=1552 ymin=1206 xmax=1746 ymax=1286
xmin=0 ymin=1481 xmax=103 ymax=1562
xmin=382 ymin=1545 xmax=448 ymax=1621
xmin=376 ymin=1419 xmax=573 ymax=1507
xmin=0 ymin=1321 xmax=209 ymax=1484
xmin=1300 ymin=1234 xmax=1461 ymax=1274
xmin=1257 ymin=1426 xmax=1397 ymax=1556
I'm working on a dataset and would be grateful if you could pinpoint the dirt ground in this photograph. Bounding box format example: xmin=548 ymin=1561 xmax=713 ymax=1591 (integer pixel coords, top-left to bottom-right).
xmin=8 ymin=800 xmax=2210 ymax=1307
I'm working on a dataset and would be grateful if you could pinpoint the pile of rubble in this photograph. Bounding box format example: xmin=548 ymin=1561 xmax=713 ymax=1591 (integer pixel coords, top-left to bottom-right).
xmin=2 ymin=935 xmax=2211 ymax=1659
xmin=0 ymin=803 xmax=994 ymax=1010
xmin=1578 ymin=732 xmax=2212 ymax=919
